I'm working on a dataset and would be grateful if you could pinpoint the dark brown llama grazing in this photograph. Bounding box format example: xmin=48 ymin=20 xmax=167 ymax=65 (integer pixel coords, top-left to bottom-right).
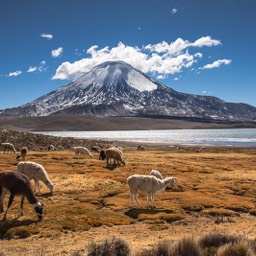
xmin=0 ymin=170 xmax=43 ymax=221
xmin=99 ymin=149 xmax=106 ymax=160
xmin=16 ymin=146 xmax=28 ymax=161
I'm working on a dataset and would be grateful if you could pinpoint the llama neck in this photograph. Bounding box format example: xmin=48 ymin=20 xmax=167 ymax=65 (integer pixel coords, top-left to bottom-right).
xmin=157 ymin=178 xmax=172 ymax=191
xmin=25 ymin=189 xmax=38 ymax=205
xmin=153 ymin=178 xmax=168 ymax=192
xmin=42 ymin=176 xmax=52 ymax=187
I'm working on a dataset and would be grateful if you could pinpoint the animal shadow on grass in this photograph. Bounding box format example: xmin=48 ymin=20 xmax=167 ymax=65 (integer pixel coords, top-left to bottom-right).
xmin=0 ymin=218 xmax=39 ymax=239
xmin=124 ymin=208 xmax=175 ymax=219
xmin=104 ymin=163 xmax=119 ymax=171
xmin=38 ymin=191 xmax=53 ymax=198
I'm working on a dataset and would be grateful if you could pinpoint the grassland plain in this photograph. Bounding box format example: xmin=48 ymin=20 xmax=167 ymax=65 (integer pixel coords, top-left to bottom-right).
xmin=0 ymin=140 xmax=256 ymax=255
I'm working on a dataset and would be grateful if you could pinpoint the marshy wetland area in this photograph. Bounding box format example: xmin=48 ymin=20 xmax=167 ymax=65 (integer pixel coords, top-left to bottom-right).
xmin=0 ymin=130 xmax=256 ymax=255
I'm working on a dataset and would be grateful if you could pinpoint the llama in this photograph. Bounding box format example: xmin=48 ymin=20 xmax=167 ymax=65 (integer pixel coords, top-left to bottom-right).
xmin=1 ymin=143 xmax=16 ymax=153
xmin=99 ymin=149 xmax=106 ymax=160
xmin=127 ymin=174 xmax=176 ymax=208
xmin=17 ymin=161 xmax=55 ymax=194
xmin=137 ymin=145 xmax=145 ymax=151
xmin=73 ymin=147 xmax=93 ymax=159
xmin=48 ymin=145 xmax=55 ymax=151
xmin=16 ymin=146 xmax=28 ymax=161
xmin=105 ymin=148 xmax=125 ymax=166
xmin=0 ymin=170 xmax=43 ymax=220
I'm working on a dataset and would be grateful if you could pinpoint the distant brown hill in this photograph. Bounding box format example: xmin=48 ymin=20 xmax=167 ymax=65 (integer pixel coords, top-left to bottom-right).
xmin=0 ymin=115 xmax=256 ymax=132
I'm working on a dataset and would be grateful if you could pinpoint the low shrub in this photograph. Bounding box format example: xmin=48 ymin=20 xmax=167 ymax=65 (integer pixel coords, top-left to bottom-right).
xmin=87 ymin=237 xmax=131 ymax=256
xmin=217 ymin=241 xmax=255 ymax=256
xmin=199 ymin=232 xmax=238 ymax=249
xmin=136 ymin=240 xmax=173 ymax=256
xmin=170 ymin=237 xmax=201 ymax=256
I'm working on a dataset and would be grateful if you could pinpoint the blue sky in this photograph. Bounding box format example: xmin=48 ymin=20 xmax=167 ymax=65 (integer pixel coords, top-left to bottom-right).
xmin=0 ymin=0 xmax=255 ymax=109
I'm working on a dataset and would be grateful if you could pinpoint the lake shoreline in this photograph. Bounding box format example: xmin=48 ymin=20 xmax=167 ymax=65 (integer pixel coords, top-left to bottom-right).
xmin=37 ymin=128 xmax=256 ymax=147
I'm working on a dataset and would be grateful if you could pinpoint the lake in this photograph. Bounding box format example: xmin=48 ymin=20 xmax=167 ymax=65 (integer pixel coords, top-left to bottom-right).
xmin=35 ymin=128 xmax=256 ymax=147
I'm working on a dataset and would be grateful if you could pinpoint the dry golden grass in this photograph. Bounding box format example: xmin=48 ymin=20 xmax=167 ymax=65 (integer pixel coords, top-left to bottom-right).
xmin=0 ymin=146 xmax=255 ymax=255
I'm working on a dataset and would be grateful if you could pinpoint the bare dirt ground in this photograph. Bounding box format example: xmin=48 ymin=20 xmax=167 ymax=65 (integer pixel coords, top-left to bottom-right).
xmin=0 ymin=139 xmax=255 ymax=255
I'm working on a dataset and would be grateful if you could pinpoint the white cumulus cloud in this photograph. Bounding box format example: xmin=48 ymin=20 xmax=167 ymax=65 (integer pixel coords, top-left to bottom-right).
xmin=8 ymin=71 xmax=22 ymax=77
xmin=41 ymin=33 xmax=53 ymax=40
xmin=200 ymin=59 xmax=232 ymax=69
xmin=51 ymin=47 xmax=63 ymax=58
xmin=191 ymin=36 xmax=221 ymax=47
xmin=52 ymin=36 xmax=227 ymax=81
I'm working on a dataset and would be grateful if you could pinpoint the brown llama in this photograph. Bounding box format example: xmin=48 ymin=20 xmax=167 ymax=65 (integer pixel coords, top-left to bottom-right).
xmin=16 ymin=146 xmax=28 ymax=161
xmin=0 ymin=170 xmax=43 ymax=220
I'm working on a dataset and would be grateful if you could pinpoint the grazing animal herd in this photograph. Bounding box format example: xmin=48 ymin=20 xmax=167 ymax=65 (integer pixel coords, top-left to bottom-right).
xmin=0 ymin=141 xmax=176 ymax=222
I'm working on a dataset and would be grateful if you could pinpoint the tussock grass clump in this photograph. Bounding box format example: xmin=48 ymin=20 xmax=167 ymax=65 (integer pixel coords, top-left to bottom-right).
xmin=136 ymin=240 xmax=173 ymax=256
xmin=137 ymin=237 xmax=201 ymax=256
xmin=217 ymin=240 xmax=256 ymax=256
xmin=199 ymin=232 xmax=238 ymax=249
xmin=87 ymin=237 xmax=131 ymax=256
xmin=137 ymin=233 xmax=256 ymax=256
xmin=170 ymin=237 xmax=201 ymax=256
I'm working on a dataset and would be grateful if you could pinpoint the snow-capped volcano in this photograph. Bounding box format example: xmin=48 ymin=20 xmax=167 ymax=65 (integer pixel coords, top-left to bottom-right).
xmin=74 ymin=60 xmax=157 ymax=92
xmin=1 ymin=60 xmax=256 ymax=121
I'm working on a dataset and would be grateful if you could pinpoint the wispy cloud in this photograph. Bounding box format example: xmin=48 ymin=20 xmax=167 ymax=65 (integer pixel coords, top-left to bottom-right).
xmin=52 ymin=36 xmax=227 ymax=81
xmin=27 ymin=66 xmax=37 ymax=73
xmin=170 ymin=8 xmax=178 ymax=14
xmin=41 ymin=33 xmax=53 ymax=40
xmin=27 ymin=61 xmax=47 ymax=73
xmin=202 ymin=90 xmax=212 ymax=94
xmin=51 ymin=47 xmax=63 ymax=58
xmin=38 ymin=61 xmax=47 ymax=71
xmin=200 ymin=59 xmax=232 ymax=69
xmin=8 ymin=71 xmax=22 ymax=77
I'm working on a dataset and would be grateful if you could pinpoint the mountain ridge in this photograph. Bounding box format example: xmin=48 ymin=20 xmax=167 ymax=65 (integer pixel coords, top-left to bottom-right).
xmin=1 ymin=60 xmax=256 ymax=122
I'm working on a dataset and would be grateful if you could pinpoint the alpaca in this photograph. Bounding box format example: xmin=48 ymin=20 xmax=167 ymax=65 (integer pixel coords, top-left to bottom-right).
xmin=17 ymin=161 xmax=55 ymax=194
xmin=1 ymin=143 xmax=16 ymax=153
xmin=105 ymin=148 xmax=125 ymax=166
xmin=16 ymin=146 xmax=28 ymax=161
xmin=127 ymin=174 xmax=176 ymax=208
xmin=0 ymin=170 xmax=43 ymax=220
xmin=73 ymin=147 xmax=93 ymax=159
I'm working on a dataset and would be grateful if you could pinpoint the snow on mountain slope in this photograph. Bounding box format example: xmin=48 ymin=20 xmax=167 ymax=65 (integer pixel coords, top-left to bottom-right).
xmin=71 ymin=60 xmax=157 ymax=92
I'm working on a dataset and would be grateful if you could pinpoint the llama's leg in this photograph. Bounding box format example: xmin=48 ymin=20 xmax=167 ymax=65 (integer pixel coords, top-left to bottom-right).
xmin=35 ymin=180 xmax=41 ymax=194
xmin=0 ymin=188 xmax=7 ymax=213
xmin=146 ymin=195 xmax=150 ymax=209
xmin=3 ymin=193 xmax=15 ymax=220
xmin=19 ymin=196 xmax=25 ymax=216
xmin=33 ymin=179 xmax=37 ymax=193
xmin=151 ymin=193 xmax=155 ymax=208
xmin=134 ymin=192 xmax=141 ymax=207
xmin=0 ymin=186 xmax=3 ymax=213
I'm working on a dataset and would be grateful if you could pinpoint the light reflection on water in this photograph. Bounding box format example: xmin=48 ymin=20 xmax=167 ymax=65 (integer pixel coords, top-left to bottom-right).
xmin=35 ymin=128 xmax=256 ymax=146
